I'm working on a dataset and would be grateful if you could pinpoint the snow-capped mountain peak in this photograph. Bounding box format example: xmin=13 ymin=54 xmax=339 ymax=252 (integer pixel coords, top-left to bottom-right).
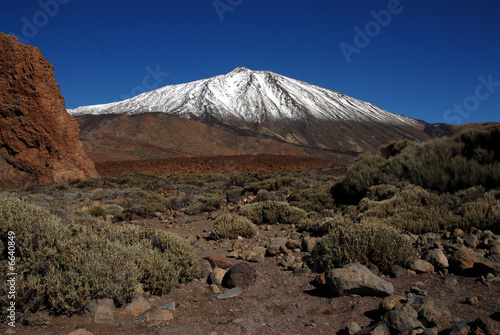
xmin=68 ymin=67 xmax=417 ymax=126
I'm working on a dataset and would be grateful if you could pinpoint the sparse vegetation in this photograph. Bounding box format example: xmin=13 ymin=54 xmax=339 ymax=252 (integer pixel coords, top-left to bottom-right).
xmin=311 ymin=218 xmax=414 ymax=272
xmin=332 ymin=127 xmax=500 ymax=202
xmin=0 ymin=193 xmax=199 ymax=318
xmin=240 ymin=200 xmax=306 ymax=225
xmin=210 ymin=214 xmax=258 ymax=240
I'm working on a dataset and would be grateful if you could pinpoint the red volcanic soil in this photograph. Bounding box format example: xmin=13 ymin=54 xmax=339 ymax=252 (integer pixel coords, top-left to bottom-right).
xmin=95 ymin=155 xmax=341 ymax=177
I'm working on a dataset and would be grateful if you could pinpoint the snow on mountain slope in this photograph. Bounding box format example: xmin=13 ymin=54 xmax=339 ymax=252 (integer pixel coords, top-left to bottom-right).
xmin=68 ymin=67 xmax=419 ymax=126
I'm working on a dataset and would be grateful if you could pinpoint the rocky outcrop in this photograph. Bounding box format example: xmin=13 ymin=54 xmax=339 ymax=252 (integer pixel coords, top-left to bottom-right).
xmin=0 ymin=33 xmax=97 ymax=189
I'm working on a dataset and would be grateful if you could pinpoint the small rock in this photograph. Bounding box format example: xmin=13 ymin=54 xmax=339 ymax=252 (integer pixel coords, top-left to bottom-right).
xmin=266 ymin=244 xmax=282 ymax=256
xmin=428 ymin=248 xmax=449 ymax=269
xmin=208 ymin=268 xmax=227 ymax=287
xmin=286 ymin=238 xmax=301 ymax=250
xmin=418 ymin=297 xmax=452 ymax=332
xmin=204 ymin=254 xmax=234 ymax=269
xmin=474 ymin=316 xmax=500 ymax=335
xmin=138 ymin=307 xmax=173 ymax=321
xmin=491 ymin=244 xmax=500 ymax=255
xmin=227 ymin=251 xmax=239 ymax=258
xmin=249 ymin=255 xmax=265 ymax=263
xmin=210 ymin=284 xmax=221 ymax=294
xmin=222 ymin=263 xmax=257 ymax=289
xmin=466 ymin=296 xmax=479 ymax=305
xmin=356 ymin=321 xmax=391 ymax=335
xmin=382 ymin=310 xmax=424 ymax=334
xmin=325 ymin=263 xmax=394 ymax=297
xmin=346 ymin=321 xmax=362 ymax=335
xmin=302 ymin=236 xmax=317 ymax=252
xmin=464 ymin=235 xmax=479 ymax=249
xmin=160 ymin=302 xmax=176 ymax=311
xmin=89 ymin=298 xmax=115 ymax=324
xmin=408 ymin=258 xmax=435 ymax=273
xmin=125 ymin=295 xmax=151 ymax=316
xmin=380 ymin=295 xmax=406 ymax=311
xmin=200 ymin=266 xmax=212 ymax=279
xmin=217 ymin=287 xmax=242 ymax=299
xmin=252 ymin=246 xmax=267 ymax=257
xmin=444 ymin=277 xmax=458 ymax=286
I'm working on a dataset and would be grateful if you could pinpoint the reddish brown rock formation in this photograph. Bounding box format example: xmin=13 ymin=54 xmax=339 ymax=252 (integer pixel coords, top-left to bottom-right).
xmin=0 ymin=33 xmax=98 ymax=189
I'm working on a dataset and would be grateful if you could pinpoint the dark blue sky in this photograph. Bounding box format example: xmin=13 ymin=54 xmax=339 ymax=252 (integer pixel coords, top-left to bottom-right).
xmin=1 ymin=0 xmax=499 ymax=124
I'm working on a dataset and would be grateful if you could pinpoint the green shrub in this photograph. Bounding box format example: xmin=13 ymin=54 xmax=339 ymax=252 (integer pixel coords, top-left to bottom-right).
xmin=210 ymin=214 xmax=258 ymax=240
xmin=240 ymin=200 xmax=306 ymax=225
xmin=185 ymin=194 xmax=223 ymax=215
xmin=298 ymin=215 xmax=346 ymax=236
xmin=357 ymin=184 xmax=500 ymax=234
xmin=88 ymin=205 xmax=106 ymax=217
xmin=0 ymin=193 xmax=199 ymax=318
xmin=311 ymin=218 xmax=414 ymax=272
xmin=333 ymin=127 xmax=500 ymax=202
xmin=289 ymin=186 xmax=336 ymax=212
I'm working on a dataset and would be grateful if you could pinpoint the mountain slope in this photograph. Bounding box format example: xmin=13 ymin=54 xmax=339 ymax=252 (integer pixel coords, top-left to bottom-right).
xmin=70 ymin=67 xmax=435 ymax=160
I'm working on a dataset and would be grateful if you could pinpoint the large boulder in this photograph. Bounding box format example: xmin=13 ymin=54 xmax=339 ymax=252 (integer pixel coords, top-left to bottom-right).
xmin=325 ymin=263 xmax=394 ymax=297
xmin=0 ymin=33 xmax=97 ymax=189
xmin=222 ymin=263 xmax=257 ymax=289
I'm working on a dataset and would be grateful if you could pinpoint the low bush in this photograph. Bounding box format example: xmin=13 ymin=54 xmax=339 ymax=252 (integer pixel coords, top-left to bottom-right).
xmin=0 ymin=193 xmax=199 ymax=318
xmin=311 ymin=218 xmax=414 ymax=272
xmin=185 ymin=193 xmax=223 ymax=215
xmin=210 ymin=214 xmax=258 ymax=240
xmin=240 ymin=200 xmax=306 ymax=225
xmin=332 ymin=127 xmax=500 ymax=202
xmin=289 ymin=186 xmax=336 ymax=212
xmin=298 ymin=215 xmax=346 ymax=236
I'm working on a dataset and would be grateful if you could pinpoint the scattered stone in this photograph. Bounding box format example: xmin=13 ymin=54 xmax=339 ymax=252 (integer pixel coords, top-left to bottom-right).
xmin=204 ymin=254 xmax=234 ymax=269
xmin=449 ymin=249 xmax=500 ymax=276
xmin=125 ymin=295 xmax=151 ymax=316
xmin=160 ymin=302 xmax=176 ymax=311
xmin=302 ymin=236 xmax=317 ymax=252
xmin=408 ymin=258 xmax=435 ymax=273
xmin=210 ymin=284 xmax=221 ymax=294
xmin=466 ymin=296 xmax=479 ymax=305
xmin=208 ymin=268 xmax=227 ymax=287
xmin=68 ymin=330 xmax=94 ymax=335
xmin=474 ymin=316 xmax=500 ymax=335
xmin=345 ymin=321 xmax=362 ymax=334
xmin=418 ymin=298 xmax=452 ymax=332
xmin=138 ymin=307 xmax=174 ymax=321
xmin=380 ymin=295 xmax=406 ymax=311
xmin=464 ymin=235 xmax=479 ymax=249
xmin=382 ymin=310 xmax=424 ymax=334
xmin=217 ymin=287 xmax=242 ymax=299
xmin=252 ymin=246 xmax=267 ymax=257
xmin=279 ymin=255 xmax=296 ymax=268
xmin=444 ymin=277 xmax=458 ymax=286
xmin=227 ymin=251 xmax=239 ymax=258
xmin=89 ymin=298 xmax=115 ymax=324
xmin=325 ymin=263 xmax=394 ymax=297
xmin=491 ymin=244 xmax=500 ymax=255
xmin=389 ymin=264 xmax=410 ymax=278
xmin=222 ymin=263 xmax=257 ymax=289
xmin=428 ymin=248 xmax=449 ymax=269
xmin=249 ymin=255 xmax=265 ymax=263
xmin=200 ymin=266 xmax=212 ymax=279
xmin=356 ymin=321 xmax=391 ymax=335
xmin=286 ymin=238 xmax=301 ymax=250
